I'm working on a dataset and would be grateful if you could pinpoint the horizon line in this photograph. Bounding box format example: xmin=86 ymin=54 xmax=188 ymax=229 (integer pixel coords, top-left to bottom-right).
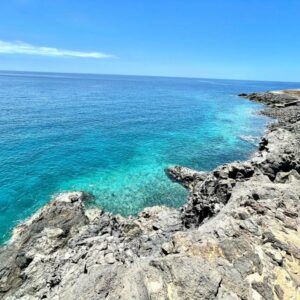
xmin=0 ymin=69 xmax=299 ymax=84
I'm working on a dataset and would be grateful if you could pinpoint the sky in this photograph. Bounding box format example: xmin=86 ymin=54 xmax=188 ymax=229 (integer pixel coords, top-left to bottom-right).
xmin=0 ymin=0 xmax=299 ymax=81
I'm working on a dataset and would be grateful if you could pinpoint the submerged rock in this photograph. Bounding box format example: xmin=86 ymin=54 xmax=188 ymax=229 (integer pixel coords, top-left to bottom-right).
xmin=1 ymin=90 xmax=300 ymax=299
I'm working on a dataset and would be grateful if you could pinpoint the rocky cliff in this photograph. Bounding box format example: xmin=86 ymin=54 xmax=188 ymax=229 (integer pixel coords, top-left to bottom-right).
xmin=0 ymin=90 xmax=299 ymax=300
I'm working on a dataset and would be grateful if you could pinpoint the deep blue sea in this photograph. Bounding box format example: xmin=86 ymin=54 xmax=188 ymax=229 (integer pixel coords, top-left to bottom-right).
xmin=0 ymin=72 xmax=299 ymax=243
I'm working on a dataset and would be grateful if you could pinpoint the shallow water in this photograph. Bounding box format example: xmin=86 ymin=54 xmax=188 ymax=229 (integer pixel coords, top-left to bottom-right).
xmin=0 ymin=72 xmax=299 ymax=242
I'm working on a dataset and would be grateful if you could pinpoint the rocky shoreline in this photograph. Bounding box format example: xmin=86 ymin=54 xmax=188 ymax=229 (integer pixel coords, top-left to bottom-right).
xmin=1 ymin=90 xmax=299 ymax=299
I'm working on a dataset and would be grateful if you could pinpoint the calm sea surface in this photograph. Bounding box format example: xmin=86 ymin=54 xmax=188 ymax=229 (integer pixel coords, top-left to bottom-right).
xmin=0 ymin=72 xmax=299 ymax=242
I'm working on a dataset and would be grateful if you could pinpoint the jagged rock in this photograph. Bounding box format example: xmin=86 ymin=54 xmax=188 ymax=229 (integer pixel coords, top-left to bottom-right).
xmin=165 ymin=166 xmax=207 ymax=189
xmin=240 ymin=91 xmax=300 ymax=107
xmin=274 ymin=169 xmax=300 ymax=183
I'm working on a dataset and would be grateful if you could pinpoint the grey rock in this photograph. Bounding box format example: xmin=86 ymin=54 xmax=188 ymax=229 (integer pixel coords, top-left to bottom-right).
xmin=165 ymin=166 xmax=208 ymax=189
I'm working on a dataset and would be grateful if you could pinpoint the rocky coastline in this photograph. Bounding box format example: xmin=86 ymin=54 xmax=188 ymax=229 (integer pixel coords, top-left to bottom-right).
xmin=0 ymin=90 xmax=299 ymax=299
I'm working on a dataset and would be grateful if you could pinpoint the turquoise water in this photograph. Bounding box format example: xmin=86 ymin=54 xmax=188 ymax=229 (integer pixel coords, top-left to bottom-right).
xmin=0 ymin=72 xmax=299 ymax=243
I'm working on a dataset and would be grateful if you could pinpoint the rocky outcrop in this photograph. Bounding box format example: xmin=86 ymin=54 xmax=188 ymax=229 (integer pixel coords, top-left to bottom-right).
xmin=0 ymin=90 xmax=300 ymax=300
xmin=239 ymin=91 xmax=300 ymax=108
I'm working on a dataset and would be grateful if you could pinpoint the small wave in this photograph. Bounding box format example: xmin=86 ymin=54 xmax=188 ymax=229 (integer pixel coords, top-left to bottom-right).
xmin=239 ymin=135 xmax=260 ymax=144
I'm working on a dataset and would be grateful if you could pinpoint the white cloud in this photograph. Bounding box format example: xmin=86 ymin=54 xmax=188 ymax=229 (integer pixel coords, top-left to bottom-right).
xmin=0 ymin=40 xmax=116 ymax=59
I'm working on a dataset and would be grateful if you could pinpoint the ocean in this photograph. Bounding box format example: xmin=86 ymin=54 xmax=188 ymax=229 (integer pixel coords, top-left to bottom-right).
xmin=0 ymin=71 xmax=299 ymax=243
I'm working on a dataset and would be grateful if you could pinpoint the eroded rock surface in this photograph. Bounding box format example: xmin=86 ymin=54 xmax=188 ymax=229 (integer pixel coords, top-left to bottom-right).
xmin=0 ymin=90 xmax=300 ymax=299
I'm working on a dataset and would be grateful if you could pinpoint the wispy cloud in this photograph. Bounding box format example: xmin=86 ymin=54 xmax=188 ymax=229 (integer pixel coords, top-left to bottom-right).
xmin=0 ymin=40 xmax=116 ymax=59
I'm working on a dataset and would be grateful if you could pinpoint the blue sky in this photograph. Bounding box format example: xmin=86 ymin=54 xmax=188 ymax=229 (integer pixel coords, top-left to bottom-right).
xmin=0 ymin=0 xmax=299 ymax=81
